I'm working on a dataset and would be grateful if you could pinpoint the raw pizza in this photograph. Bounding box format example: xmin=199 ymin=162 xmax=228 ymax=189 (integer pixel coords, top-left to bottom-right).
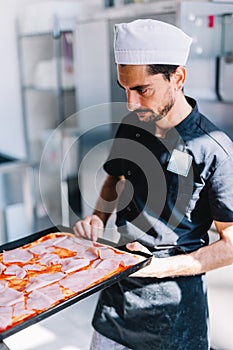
xmin=0 ymin=232 xmax=142 ymax=334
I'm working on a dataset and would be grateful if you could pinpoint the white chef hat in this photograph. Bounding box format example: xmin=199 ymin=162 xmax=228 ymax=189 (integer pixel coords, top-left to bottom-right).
xmin=114 ymin=19 xmax=192 ymax=66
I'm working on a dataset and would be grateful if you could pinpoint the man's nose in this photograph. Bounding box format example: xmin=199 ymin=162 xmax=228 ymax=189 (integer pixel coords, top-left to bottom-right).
xmin=126 ymin=91 xmax=141 ymax=111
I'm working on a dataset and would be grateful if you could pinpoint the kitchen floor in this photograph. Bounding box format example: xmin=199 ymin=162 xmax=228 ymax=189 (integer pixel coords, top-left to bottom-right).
xmin=3 ymin=129 xmax=233 ymax=350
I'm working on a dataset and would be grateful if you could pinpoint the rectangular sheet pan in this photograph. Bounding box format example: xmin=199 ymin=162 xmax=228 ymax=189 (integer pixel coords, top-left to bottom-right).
xmin=0 ymin=225 xmax=152 ymax=340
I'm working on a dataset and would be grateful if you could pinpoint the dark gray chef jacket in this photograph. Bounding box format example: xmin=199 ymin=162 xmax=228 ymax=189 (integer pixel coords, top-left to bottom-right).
xmin=92 ymin=97 xmax=233 ymax=350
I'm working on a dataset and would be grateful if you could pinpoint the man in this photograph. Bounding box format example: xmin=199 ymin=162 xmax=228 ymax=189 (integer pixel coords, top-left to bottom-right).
xmin=74 ymin=19 xmax=233 ymax=349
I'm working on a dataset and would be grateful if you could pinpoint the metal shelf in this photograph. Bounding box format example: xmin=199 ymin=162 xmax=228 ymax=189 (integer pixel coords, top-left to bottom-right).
xmin=22 ymin=84 xmax=75 ymax=93
xmin=16 ymin=17 xmax=76 ymax=161
xmin=17 ymin=29 xmax=73 ymax=39
xmin=16 ymin=17 xmax=80 ymax=229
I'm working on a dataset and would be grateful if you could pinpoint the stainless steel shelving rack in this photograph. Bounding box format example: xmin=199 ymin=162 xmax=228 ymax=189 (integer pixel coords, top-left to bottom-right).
xmin=16 ymin=16 xmax=76 ymax=162
xmin=16 ymin=17 xmax=80 ymax=230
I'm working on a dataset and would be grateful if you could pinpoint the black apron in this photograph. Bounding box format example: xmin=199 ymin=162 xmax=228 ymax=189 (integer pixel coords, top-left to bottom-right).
xmin=92 ymin=249 xmax=209 ymax=350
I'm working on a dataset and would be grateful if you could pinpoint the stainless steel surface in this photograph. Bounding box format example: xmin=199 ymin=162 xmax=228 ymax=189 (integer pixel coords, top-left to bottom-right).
xmin=216 ymin=13 xmax=233 ymax=102
xmin=181 ymin=1 xmax=233 ymax=103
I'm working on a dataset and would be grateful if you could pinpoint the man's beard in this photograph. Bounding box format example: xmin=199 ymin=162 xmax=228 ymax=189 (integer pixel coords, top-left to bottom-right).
xmin=135 ymin=97 xmax=175 ymax=123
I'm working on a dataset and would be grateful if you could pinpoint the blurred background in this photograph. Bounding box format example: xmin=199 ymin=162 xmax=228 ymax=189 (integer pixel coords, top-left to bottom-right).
xmin=0 ymin=1 xmax=233 ymax=349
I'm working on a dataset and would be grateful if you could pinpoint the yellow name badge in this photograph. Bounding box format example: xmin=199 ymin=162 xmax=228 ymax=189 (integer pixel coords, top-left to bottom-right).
xmin=167 ymin=149 xmax=193 ymax=177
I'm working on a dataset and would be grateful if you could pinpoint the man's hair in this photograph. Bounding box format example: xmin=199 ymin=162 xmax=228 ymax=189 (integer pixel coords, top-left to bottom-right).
xmin=147 ymin=64 xmax=178 ymax=81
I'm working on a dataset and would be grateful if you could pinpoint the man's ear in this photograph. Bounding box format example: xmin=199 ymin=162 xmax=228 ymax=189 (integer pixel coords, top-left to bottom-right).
xmin=173 ymin=66 xmax=187 ymax=91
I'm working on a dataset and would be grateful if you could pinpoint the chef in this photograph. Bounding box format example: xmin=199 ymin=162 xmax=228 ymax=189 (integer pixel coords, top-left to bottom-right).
xmin=74 ymin=19 xmax=233 ymax=350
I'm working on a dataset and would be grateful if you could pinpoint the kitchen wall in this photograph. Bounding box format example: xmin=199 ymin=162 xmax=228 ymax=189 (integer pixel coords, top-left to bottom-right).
xmin=0 ymin=0 xmax=102 ymax=160
xmin=0 ymin=0 xmax=32 ymax=159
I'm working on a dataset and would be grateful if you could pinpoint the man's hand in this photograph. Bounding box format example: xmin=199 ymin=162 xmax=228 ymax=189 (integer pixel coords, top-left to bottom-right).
xmin=126 ymin=241 xmax=151 ymax=255
xmin=126 ymin=241 xmax=156 ymax=278
xmin=129 ymin=257 xmax=158 ymax=278
xmin=73 ymin=215 xmax=104 ymax=241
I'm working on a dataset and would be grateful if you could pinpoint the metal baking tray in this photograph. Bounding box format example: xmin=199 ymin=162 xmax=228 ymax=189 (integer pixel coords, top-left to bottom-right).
xmin=0 ymin=225 xmax=152 ymax=340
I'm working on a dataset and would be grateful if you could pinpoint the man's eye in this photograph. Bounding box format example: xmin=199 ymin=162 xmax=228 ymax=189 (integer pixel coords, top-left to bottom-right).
xmin=137 ymin=88 xmax=147 ymax=95
xmin=138 ymin=88 xmax=152 ymax=96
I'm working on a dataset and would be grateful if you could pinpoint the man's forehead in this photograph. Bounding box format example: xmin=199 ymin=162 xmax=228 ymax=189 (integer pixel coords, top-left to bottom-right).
xmin=117 ymin=64 xmax=147 ymax=71
xmin=117 ymin=64 xmax=149 ymax=78
xmin=117 ymin=79 xmax=151 ymax=91
xmin=117 ymin=65 xmax=163 ymax=86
